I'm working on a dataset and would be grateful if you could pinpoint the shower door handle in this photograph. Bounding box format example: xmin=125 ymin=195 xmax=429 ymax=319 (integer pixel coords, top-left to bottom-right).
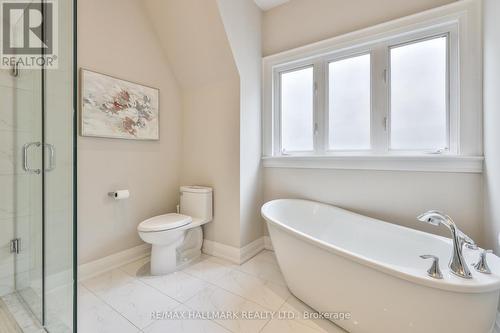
xmin=23 ymin=142 xmax=41 ymax=174
xmin=44 ymin=143 xmax=55 ymax=172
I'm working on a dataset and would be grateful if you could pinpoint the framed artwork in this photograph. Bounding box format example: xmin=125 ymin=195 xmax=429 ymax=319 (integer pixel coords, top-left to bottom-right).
xmin=80 ymin=69 xmax=160 ymax=140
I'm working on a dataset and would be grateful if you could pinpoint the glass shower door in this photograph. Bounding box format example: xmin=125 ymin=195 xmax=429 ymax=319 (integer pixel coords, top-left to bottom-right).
xmin=3 ymin=0 xmax=76 ymax=331
xmin=12 ymin=39 xmax=45 ymax=328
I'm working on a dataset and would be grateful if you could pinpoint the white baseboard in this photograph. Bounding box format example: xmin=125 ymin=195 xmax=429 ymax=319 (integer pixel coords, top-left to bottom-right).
xmin=240 ymin=237 xmax=265 ymax=263
xmin=202 ymin=236 xmax=270 ymax=264
xmin=78 ymin=243 xmax=151 ymax=281
xmin=78 ymin=236 xmax=274 ymax=280
xmin=202 ymin=240 xmax=240 ymax=264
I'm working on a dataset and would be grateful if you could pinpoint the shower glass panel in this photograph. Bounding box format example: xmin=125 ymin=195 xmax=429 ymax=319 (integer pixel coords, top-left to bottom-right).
xmin=43 ymin=0 xmax=75 ymax=330
xmin=0 ymin=0 xmax=76 ymax=332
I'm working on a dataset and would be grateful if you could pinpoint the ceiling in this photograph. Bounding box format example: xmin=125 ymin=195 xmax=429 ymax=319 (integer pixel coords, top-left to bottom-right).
xmin=253 ymin=0 xmax=290 ymax=11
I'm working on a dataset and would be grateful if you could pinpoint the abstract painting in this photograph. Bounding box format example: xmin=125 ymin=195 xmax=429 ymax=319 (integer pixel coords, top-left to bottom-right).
xmin=81 ymin=69 xmax=159 ymax=140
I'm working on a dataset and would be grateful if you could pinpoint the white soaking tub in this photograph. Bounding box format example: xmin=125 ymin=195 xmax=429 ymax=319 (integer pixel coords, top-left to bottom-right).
xmin=261 ymin=199 xmax=500 ymax=333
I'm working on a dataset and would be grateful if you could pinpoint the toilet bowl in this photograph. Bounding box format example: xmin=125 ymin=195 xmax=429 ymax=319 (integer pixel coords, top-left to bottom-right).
xmin=138 ymin=186 xmax=213 ymax=275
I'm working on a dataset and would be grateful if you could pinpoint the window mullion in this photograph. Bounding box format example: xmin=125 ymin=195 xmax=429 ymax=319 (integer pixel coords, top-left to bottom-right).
xmin=314 ymin=60 xmax=326 ymax=155
xmin=371 ymin=45 xmax=389 ymax=153
xmin=273 ymin=68 xmax=281 ymax=156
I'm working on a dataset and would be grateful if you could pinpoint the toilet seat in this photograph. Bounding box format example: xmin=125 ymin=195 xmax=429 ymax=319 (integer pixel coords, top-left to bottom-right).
xmin=138 ymin=213 xmax=192 ymax=232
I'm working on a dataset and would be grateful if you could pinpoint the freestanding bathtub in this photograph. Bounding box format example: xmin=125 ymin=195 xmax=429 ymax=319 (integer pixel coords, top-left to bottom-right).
xmin=261 ymin=199 xmax=500 ymax=333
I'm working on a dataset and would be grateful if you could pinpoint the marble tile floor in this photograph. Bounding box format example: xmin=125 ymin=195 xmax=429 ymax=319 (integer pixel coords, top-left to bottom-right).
xmin=0 ymin=292 xmax=44 ymax=333
xmin=1 ymin=286 xmax=72 ymax=333
xmin=79 ymin=250 xmax=348 ymax=333
xmin=0 ymin=298 xmax=22 ymax=333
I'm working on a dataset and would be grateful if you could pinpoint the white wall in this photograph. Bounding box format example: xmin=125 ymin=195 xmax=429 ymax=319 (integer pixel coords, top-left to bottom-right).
xmin=483 ymin=0 xmax=500 ymax=253
xmin=78 ymin=0 xmax=182 ymax=264
xmin=262 ymin=0 xmax=455 ymax=56
xmin=217 ymin=0 xmax=264 ymax=246
xmin=264 ymin=168 xmax=483 ymax=241
xmin=261 ymin=0 xmax=484 ymax=245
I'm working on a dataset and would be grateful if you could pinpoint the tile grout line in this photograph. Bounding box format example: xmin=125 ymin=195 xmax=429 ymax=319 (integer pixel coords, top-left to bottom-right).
xmin=179 ymin=299 xmax=248 ymax=333
xmin=208 ymin=268 xmax=289 ymax=312
xmin=78 ymin=283 xmax=142 ymax=332
xmin=258 ymin=317 xmax=273 ymax=333
xmin=126 ymin=258 xmax=239 ymax=333
xmin=256 ymin=294 xmax=294 ymax=333
xmin=184 ymin=268 xmax=279 ymax=313
xmin=259 ymin=295 xmax=327 ymax=333
xmin=141 ymin=253 xmax=288 ymax=313
xmin=166 ymin=255 xmax=277 ymax=331
xmin=117 ymin=263 xmax=189 ymax=308
xmin=82 ymin=251 xmax=346 ymax=333
xmin=83 ymin=252 xmax=286 ymax=333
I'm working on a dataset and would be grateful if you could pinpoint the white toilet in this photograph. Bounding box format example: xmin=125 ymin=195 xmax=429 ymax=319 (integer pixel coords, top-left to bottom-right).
xmin=138 ymin=186 xmax=213 ymax=275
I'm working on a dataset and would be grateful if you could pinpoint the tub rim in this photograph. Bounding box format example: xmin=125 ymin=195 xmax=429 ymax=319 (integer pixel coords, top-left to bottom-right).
xmin=261 ymin=198 xmax=500 ymax=294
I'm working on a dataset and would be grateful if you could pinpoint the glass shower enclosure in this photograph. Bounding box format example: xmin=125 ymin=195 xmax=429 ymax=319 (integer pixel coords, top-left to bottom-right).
xmin=0 ymin=0 xmax=76 ymax=332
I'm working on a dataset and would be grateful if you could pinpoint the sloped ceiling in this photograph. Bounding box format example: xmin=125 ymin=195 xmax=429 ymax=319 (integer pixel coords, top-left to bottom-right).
xmin=142 ymin=0 xmax=238 ymax=89
xmin=253 ymin=0 xmax=289 ymax=11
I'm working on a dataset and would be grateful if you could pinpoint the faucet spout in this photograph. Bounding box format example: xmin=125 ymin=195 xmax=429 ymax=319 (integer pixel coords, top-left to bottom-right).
xmin=417 ymin=210 xmax=474 ymax=279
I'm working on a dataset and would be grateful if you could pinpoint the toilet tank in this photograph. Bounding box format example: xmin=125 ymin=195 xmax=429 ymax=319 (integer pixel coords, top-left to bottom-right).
xmin=179 ymin=186 xmax=213 ymax=222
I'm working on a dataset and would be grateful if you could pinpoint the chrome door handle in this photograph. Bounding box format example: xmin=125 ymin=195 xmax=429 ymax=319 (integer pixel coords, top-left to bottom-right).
xmin=44 ymin=143 xmax=55 ymax=172
xmin=23 ymin=142 xmax=41 ymax=174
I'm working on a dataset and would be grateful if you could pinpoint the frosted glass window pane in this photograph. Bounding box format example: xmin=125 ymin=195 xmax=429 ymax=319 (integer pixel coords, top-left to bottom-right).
xmin=328 ymin=54 xmax=371 ymax=150
xmin=281 ymin=67 xmax=314 ymax=152
xmin=390 ymin=36 xmax=448 ymax=150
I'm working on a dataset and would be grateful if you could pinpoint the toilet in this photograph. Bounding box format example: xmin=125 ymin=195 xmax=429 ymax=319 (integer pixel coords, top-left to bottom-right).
xmin=138 ymin=186 xmax=213 ymax=275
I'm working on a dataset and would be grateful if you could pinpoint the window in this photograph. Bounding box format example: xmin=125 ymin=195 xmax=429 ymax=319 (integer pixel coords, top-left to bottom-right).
xmin=390 ymin=36 xmax=448 ymax=151
xmin=280 ymin=67 xmax=314 ymax=152
xmin=271 ymin=34 xmax=454 ymax=157
xmin=328 ymin=54 xmax=371 ymax=150
xmin=273 ymin=32 xmax=454 ymax=156
xmin=263 ymin=3 xmax=483 ymax=172
xmin=265 ymin=18 xmax=469 ymax=161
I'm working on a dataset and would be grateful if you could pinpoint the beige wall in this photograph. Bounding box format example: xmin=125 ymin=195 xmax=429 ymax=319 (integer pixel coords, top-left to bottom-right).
xmin=180 ymin=79 xmax=241 ymax=247
xmin=261 ymin=0 xmax=484 ymax=246
xmin=217 ymin=0 xmax=264 ymax=247
xmin=78 ymin=0 xmax=182 ymax=264
xmin=143 ymin=0 xmax=242 ymax=248
xmin=483 ymin=0 xmax=500 ymax=253
xmin=262 ymin=0 xmax=455 ymax=56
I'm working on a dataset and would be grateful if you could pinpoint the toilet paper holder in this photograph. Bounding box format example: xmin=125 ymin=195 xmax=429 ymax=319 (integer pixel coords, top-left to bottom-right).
xmin=108 ymin=190 xmax=130 ymax=200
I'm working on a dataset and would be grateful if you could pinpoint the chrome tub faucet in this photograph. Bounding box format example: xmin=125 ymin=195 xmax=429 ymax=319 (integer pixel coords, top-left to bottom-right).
xmin=417 ymin=210 xmax=477 ymax=279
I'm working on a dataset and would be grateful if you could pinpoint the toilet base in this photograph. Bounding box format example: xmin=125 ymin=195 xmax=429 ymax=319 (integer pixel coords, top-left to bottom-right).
xmin=150 ymin=242 xmax=180 ymax=275
xmin=149 ymin=226 xmax=203 ymax=276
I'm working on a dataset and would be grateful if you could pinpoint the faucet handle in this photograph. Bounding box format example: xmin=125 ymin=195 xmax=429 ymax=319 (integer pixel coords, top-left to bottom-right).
xmin=465 ymin=243 xmax=479 ymax=250
xmin=457 ymin=229 xmax=478 ymax=249
xmin=473 ymin=250 xmax=493 ymax=274
xmin=420 ymin=255 xmax=443 ymax=279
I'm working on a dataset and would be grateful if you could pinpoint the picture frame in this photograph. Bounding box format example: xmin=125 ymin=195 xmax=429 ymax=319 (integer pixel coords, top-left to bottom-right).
xmin=80 ymin=69 xmax=160 ymax=140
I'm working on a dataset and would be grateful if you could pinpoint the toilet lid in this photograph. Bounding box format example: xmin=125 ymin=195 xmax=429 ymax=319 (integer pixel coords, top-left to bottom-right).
xmin=138 ymin=213 xmax=192 ymax=232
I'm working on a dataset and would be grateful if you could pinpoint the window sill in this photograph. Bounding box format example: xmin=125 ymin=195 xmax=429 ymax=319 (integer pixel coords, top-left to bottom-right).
xmin=262 ymin=155 xmax=484 ymax=173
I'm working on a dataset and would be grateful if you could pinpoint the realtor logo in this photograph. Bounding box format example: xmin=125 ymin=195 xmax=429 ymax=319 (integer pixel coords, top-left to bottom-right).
xmin=1 ymin=0 xmax=58 ymax=69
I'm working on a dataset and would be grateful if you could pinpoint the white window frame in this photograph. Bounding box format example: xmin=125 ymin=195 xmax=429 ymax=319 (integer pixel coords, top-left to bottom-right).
xmin=262 ymin=0 xmax=483 ymax=173
xmin=387 ymin=32 xmax=456 ymax=154
xmin=276 ymin=63 xmax=316 ymax=155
